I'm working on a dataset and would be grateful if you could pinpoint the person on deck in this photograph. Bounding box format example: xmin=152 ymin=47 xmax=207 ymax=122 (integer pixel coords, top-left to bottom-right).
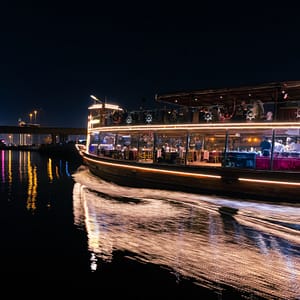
xmin=195 ymin=139 xmax=202 ymax=161
xmin=274 ymin=140 xmax=285 ymax=153
xmin=260 ymin=137 xmax=271 ymax=156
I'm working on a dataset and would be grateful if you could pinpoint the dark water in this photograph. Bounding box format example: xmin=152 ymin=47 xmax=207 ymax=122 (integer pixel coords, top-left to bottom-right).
xmin=1 ymin=150 xmax=300 ymax=299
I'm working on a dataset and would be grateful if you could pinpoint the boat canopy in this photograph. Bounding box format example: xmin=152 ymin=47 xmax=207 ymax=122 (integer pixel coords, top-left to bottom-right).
xmin=88 ymin=103 xmax=124 ymax=111
xmin=155 ymin=80 xmax=300 ymax=107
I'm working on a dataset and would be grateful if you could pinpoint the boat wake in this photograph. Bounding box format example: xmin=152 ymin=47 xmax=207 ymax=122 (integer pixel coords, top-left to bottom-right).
xmin=73 ymin=166 xmax=300 ymax=243
xmin=72 ymin=166 xmax=300 ymax=300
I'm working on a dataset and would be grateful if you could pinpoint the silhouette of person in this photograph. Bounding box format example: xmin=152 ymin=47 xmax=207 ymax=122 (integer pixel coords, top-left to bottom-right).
xmin=260 ymin=137 xmax=271 ymax=156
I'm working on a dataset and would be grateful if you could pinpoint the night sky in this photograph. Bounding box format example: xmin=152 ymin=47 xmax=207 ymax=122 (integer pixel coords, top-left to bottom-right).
xmin=1 ymin=2 xmax=300 ymax=128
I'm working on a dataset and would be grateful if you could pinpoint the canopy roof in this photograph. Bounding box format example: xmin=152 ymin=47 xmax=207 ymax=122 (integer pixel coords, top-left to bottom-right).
xmin=155 ymin=81 xmax=300 ymax=107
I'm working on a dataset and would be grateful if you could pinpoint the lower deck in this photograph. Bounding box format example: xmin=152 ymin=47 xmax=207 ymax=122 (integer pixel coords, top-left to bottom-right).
xmin=83 ymin=152 xmax=300 ymax=203
xmin=92 ymin=148 xmax=300 ymax=171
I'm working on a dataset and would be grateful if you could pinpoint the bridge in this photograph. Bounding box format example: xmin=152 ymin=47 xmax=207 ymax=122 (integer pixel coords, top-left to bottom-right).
xmin=0 ymin=125 xmax=87 ymax=144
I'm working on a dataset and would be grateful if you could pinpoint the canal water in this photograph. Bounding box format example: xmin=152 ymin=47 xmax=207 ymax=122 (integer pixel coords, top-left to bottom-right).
xmin=0 ymin=150 xmax=300 ymax=299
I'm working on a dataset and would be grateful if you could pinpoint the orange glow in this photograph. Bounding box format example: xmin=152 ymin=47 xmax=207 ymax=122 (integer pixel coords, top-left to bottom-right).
xmin=84 ymin=156 xmax=221 ymax=179
xmin=86 ymin=156 xmax=300 ymax=185
xmin=26 ymin=152 xmax=37 ymax=212
xmin=88 ymin=121 xmax=300 ymax=133
xmin=239 ymin=177 xmax=300 ymax=186
xmin=47 ymin=158 xmax=53 ymax=182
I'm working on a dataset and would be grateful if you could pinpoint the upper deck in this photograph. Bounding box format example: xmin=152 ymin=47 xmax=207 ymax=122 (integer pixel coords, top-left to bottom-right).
xmin=88 ymin=81 xmax=300 ymax=129
xmin=85 ymin=82 xmax=300 ymax=174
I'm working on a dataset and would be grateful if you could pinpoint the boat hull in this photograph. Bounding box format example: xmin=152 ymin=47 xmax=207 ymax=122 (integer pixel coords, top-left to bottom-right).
xmin=83 ymin=153 xmax=300 ymax=203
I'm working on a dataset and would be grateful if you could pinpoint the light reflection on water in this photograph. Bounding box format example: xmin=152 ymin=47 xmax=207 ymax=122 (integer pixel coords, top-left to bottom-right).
xmin=72 ymin=167 xmax=300 ymax=300
xmin=0 ymin=150 xmax=73 ymax=211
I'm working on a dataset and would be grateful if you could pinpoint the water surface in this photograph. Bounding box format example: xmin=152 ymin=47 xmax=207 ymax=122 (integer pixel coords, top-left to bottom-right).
xmin=73 ymin=167 xmax=300 ymax=299
xmin=0 ymin=149 xmax=299 ymax=299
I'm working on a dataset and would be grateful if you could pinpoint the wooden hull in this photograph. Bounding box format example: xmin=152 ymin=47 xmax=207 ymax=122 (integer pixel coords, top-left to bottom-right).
xmin=83 ymin=153 xmax=300 ymax=203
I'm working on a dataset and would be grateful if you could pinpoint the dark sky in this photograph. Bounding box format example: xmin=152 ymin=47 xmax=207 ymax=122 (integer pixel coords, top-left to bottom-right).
xmin=1 ymin=1 xmax=300 ymax=127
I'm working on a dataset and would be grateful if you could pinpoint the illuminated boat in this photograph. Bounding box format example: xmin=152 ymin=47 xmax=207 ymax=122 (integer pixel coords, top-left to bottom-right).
xmin=83 ymin=81 xmax=300 ymax=202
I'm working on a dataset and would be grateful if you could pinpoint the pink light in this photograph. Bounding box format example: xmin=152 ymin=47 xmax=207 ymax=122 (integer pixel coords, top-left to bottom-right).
xmin=1 ymin=150 xmax=5 ymax=183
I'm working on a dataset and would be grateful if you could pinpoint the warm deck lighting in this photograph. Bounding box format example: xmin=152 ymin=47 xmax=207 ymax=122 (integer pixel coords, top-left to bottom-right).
xmin=85 ymin=157 xmax=221 ymax=179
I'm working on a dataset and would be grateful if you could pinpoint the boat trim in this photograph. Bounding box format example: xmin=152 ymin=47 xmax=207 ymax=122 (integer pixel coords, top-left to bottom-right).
xmin=90 ymin=121 xmax=300 ymax=133
xmin=84 ymin=155 xmax=300 ymax=186
xmin=238 ymin=177 xmax=300 ymax=186
xmin=84 ymin=155 xmax=221 ymax=179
